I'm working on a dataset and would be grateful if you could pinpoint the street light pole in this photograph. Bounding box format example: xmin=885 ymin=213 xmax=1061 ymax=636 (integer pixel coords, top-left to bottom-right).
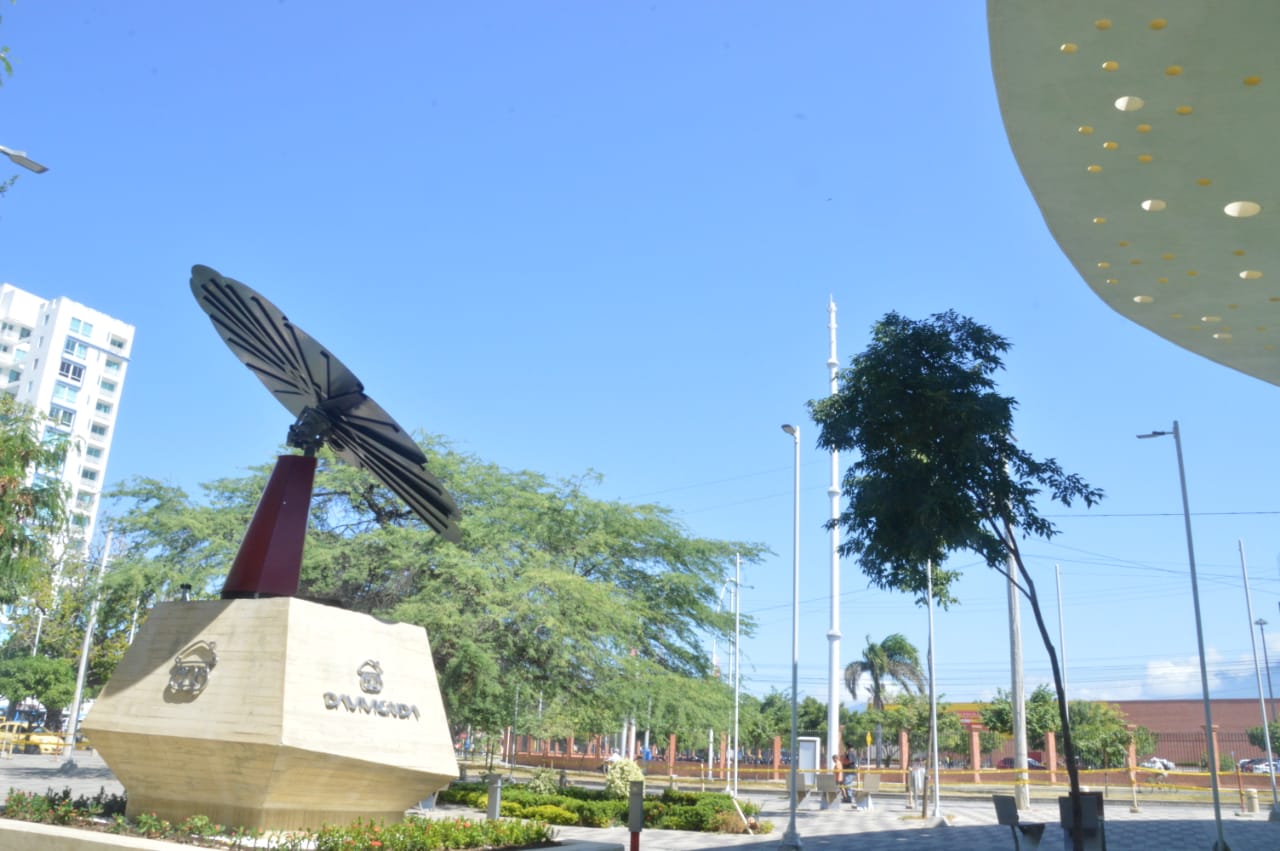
xmin=732 ymin=553 xmax=742 ymax=798
xmin=780 ymin=423 xmax=802 ymax=849
xmin=1238 ymin=540 xmax=1280 ymax=817
xmin=67 ymin=530 xmax=112 ymax=756
xmin=1138 ymin=421 xmax=1229 ymax=850
xmin=1258 ymin=619 xmax=1277 ymax=722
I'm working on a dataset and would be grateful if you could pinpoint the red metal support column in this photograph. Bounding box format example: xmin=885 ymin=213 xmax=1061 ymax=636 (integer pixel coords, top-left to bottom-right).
xmin=221 ymin=455 xmax=317 ymax=599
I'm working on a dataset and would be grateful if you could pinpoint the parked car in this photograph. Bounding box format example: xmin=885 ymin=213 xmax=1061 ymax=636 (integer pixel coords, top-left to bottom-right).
xmin=1251 ymin=760 xmax=1280 ymax=775
xmin=998 ymin=757 xmax=1048 ymax=770
xmin=0 ymin=721 xmax=27 ymax=752
xmin=1139 ymin=757 xmax=1175 ymax=771
xmin=18 ymin=726 xmax=63 ymax=755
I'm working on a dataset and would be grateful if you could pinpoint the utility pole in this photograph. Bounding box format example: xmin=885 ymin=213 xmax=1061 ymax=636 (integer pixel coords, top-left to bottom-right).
xmin=825 ymin=297 xmax=842 ymax=769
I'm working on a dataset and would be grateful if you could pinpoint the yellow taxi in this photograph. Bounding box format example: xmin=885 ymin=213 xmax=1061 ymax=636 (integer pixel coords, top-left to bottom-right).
xmin=0 ymin=721 xmax=26 ymax=753
xmin=19 ymin=726 xmax=64 ymax=755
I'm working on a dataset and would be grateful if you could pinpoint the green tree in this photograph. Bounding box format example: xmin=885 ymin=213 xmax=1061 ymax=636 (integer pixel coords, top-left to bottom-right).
xmin=981 ymin=684 xmax=1061 ymax=750
xmin=878 ymin=692 xmax=966 ymax=758
xmin=0 ymin=654 xmax=75 ymax=729
xmin=1068 ymin=701 xmax=1141 ymax=770
xmin=844 ymin=633 xmax=925 ymax=711
xmin=809 ymin=310 xmax=1103 ymax=821
xmin=1247 ymin=725 xmax=1280 ymax=756
xmin=105 ymin=438 xmax=765 ymax=749
xmin=0 ymin=396 xmax=72 ymax=602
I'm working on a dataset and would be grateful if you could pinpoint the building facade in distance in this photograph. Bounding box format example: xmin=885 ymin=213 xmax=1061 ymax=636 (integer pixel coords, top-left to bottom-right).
xmin=0 ymin=283 xmax=134 ymax=549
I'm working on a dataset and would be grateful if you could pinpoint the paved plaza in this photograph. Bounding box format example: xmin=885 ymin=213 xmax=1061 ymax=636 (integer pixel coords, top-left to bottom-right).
xmin=3 ymin=751 xmax=1280 ymax=850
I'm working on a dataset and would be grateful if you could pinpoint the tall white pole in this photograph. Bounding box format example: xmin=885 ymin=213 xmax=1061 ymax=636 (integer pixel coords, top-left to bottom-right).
xmin=1006 ymin=521 xmax=1029 ymax=810
xmin=1139 ymin=421 xmax=1227 ymax=849
xmin=826 ymin=298 xmax=842 ymax=769
xmin=926 ymin=559 xmax=940 ymax=817
xmin=1239 ymin=540 xmax=1280 ymax=816
xmin=66 ymin=530 xmax=112 ymax=755
xmin=1055 ymin=565 xmax=1070 ymax=729
xmin=733 ymin=553 xmax=742 ymax=797
xmin=780 ymin=424 xmax=802 ymax=849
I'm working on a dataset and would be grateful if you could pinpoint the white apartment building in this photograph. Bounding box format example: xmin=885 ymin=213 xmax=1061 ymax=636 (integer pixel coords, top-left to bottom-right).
xmin=0 ymin=283 xmax=134 ymax=550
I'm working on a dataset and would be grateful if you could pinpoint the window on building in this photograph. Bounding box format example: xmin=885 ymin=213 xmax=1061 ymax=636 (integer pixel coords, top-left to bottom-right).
xmin=76 ymin=491 xmax=94 ymax=508
xmin=49 ymin=405 xmax=75 ymax=427
xmin=71 ymin=513 xmax=90 ymax=528
xmin=69 ymin=318 xmax=95 ymax=337
xmin=95 ymin=400 xmax=113 ymax=415
xmin=108 ymin=336 xmax=127 ymax=350
xmin=0 ymin=322 xmax=12 ymax=334
xmin=17 ymin=327 xmax=30 ymax=340
xmin=63 ymin=337 xmax=88 ymax=359
xmin=13 ymin=349 xmax=26 ymax=362
xmin=99 ymin=379 xmax=116 ymax=395
xmin=6 ymin=369 xmax=19 ymax=383
xmin=86 ymin=445 xmax=103 ymax=460
xmin=80 ymin=468 xmax=98 ymax=482
xmin=0 ymin=344 xmax=8 ymax=354
xmin=104 ymin=359 xmax=121 ymax=374
xmin=90 ymin=422 xmax=109 ymax=438
xmin=58 ymin=361 xmax=85 ymax=382
xmin=52 ymin=382 xmax=79 ymax=403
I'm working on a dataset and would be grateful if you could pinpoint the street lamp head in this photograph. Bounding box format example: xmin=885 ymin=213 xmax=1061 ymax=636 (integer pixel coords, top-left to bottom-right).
xmin=1136 ymin=430 xmax=1170 ymax=439
xmin=0 ymin=144 xmax=48 ymax=174
xmin=1258 ymin=618 xmax=1268 ymax=628
xmin=781 ymin=423 xmax=798 ymax=437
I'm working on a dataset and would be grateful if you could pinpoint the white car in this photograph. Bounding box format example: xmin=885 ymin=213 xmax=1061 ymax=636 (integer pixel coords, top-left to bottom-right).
xmin=1251 ymin=760 xmax=1280 ymax=775
xmin=1140 ymin=757 xmax=1175 ymax=771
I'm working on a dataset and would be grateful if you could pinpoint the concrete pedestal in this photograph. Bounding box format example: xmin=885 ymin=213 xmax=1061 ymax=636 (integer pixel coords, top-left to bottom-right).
xmin=82 ymin=597 xmax=457 ymax=831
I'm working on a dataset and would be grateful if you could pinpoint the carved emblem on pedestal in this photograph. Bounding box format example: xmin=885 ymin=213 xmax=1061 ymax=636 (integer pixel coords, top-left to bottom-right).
xmin=166 ymin=640 xmax=218 ymax=700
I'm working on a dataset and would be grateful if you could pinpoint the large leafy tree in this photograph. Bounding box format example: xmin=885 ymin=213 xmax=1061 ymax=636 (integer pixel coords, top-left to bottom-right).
xmin=99 ymin=437 xmax=765 ymax=750
xmin=0 ymin=396 xmax=72 ymax=602
xmin=844 ymin=633 xmax=925 ymax=711
xmin=981 ymin=684 xmax=1062 ymax=750
xmin=0 ymin=654 xmax=75 ymax=729
xmin=809 ymin=310 xmax=1102 ymax=827
xmin=877 ymin=692 xmax=966 ymax=758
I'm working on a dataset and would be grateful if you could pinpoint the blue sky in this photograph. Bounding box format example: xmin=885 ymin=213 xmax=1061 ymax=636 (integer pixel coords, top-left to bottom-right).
xmin=2 ymin=2 xmax=1278 ymax=711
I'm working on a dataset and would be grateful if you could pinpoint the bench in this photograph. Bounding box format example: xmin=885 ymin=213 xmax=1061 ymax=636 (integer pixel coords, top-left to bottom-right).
xmin=1058 ymin=793 xmax=1105 ymax=851
xmin=992 ymin=794 xmax=1046 ymax=851
xmin=854 ymin=773 xmax=880 ymax=810
xmin=793 ymin=773 xmax=811 ymax=803
xmin=815 ymin=773 xmax=841 ymax=808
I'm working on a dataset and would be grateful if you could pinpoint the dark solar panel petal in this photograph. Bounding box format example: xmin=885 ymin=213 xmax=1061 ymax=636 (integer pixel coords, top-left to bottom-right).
xmin=190 ymin=265 xmax=461 ymax=541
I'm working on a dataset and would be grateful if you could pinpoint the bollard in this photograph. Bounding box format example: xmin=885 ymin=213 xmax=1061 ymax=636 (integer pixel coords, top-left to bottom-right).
xmin=459 ymin=765 xmax=468 ymax=782
xmin=628 ymin=780 xmax=644 ymax=851
xmin=486 ymin=774 xmax=502 ymax=821
xmin=1245 ymin=789 xmax=1259 ymax=813
xmin=558 ymin=769 xmax=568 ymax=790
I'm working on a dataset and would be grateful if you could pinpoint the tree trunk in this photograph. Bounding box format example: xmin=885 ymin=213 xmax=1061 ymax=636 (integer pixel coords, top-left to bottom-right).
xmin=1013 ymin=550 xmax=1084 ymax=851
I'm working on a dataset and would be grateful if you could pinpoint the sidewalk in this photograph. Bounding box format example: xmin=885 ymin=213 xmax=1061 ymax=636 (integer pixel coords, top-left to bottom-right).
xmin=552 ymin=791 xmax=1280 ymax=850
xmin=3 ymin=752 xmax=1280 ymax=850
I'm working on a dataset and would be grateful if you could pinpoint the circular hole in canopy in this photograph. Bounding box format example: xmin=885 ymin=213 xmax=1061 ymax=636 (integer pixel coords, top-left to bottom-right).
xmin=1224 ymin=201 xmax=1262 ymax=217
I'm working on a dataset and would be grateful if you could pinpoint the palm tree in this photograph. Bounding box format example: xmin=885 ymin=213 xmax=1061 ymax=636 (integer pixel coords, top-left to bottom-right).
xmin=845 ymin=633 xmax=925 ymax=710
xmin=846 ymin=634 xmax=926 ymax=766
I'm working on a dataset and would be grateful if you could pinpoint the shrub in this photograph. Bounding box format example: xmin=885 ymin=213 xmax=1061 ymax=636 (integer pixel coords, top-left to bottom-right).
xmin=526 ymin=767 xmax=559 ymax=796
xmin=522 ymin=803 xmax=580 ymax=825
xmin=604 ymin=758 xmax=645 ymax=799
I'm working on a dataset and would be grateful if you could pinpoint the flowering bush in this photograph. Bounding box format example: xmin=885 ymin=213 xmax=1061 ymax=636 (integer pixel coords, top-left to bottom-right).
xmin=603 ymin=758 xmax=645 ymax=799
xmin=1 ymin=790 xmax=555 ymax=849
